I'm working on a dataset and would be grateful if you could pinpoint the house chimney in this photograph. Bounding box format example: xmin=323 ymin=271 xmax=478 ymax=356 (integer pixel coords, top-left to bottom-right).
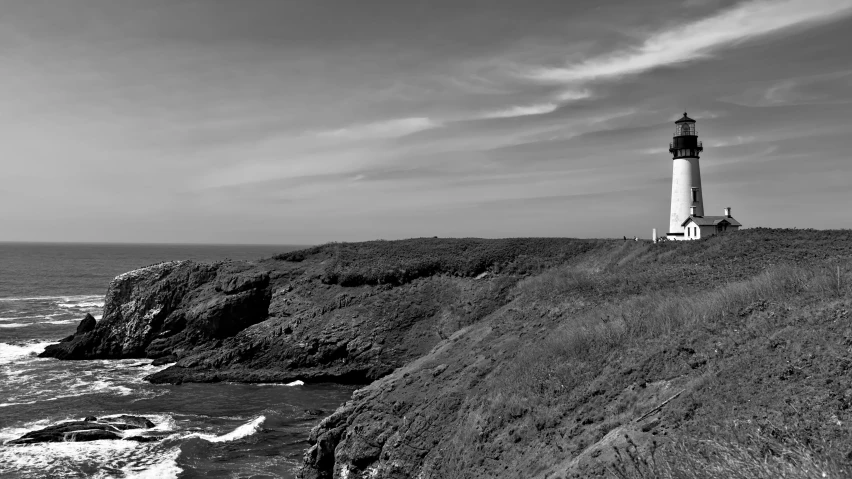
xmin=724 ymin=207 xmax=731 ymax=218
xmin=690 ymin=205 xmax=697 ymax=216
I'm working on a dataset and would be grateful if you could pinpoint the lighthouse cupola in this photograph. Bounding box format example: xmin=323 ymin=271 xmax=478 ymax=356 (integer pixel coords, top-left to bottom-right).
xmin=669 ymin=113 xmax=703 ymax=159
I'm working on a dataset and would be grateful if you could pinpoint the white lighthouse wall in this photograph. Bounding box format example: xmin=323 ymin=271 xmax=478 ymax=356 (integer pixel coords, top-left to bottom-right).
xmin=668 ymin=157 xmax=704 ymax=233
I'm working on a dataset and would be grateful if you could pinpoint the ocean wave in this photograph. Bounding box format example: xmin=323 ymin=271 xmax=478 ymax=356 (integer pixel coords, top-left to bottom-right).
xmin=120 ymin=447 xmax=183 ymax=479
xmin=57 ymin=301 xmax=106 ymax=309
xmin=0 ymin=435 xmax=179 ymax=478
xmin=0 ymin=318 xmax=81 ymax=328
xmin=0 ymin=294 xmax=103 ymax=302
xmin=0 ymin=342 xmax=51 ymax=364
xmin=0 ymin=315 xmax=43 ymax=322
xmin=189 ymin=416 xmax=266 ymax=443
xmin=254 ymin=380 xmax=305 ymax=387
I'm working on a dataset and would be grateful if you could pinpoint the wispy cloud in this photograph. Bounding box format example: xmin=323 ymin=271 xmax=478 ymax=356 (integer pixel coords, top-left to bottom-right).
xmin=316 ymin=117 xmax=441 ymax=140
xmin=475 ymin=103 xmax=559 ymax=119
xmin=721 ymin=70 xmax=852 ymax=107
xmin=528 ymin=0 xmax=852 ymax=83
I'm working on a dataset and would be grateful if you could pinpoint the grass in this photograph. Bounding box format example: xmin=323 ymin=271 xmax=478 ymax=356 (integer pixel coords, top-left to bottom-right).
xmin=277 ymin=238 xmax=610 ymax=286
xmin=450 ymin=241 xmax=852 ymax=477
xmin=608 ymin=423 xmax=850 ymax=479
xmin=285 ymin=229 xmax=852 ymax=478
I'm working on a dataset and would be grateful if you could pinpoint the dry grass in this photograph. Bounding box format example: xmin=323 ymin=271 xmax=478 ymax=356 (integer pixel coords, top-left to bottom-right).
xmin=478 ymin=260 xmax=852 ymax=477
xmin=608 ymin=424 xmax=850 ymax=479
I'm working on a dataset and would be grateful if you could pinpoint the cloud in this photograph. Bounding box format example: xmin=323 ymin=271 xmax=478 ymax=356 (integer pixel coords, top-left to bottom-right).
xmin=555 ymin=89 xmax=592 ymax=102
xmin=474 ymin=103 xmax=559 ymax=119
xmin=316 ymin=117 xmax=441 ymax=140
xmin=528 ymin=0 xmax=852 ymax=83
xmin=721 ymin=70 xmax=852 ymax=107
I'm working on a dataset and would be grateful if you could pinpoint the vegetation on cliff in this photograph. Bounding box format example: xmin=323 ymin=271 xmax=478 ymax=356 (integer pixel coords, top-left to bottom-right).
xmin=296 ymin=229 xmax=852 ymax=478
xmin=40 ymin=229 xmax=852 ymax=477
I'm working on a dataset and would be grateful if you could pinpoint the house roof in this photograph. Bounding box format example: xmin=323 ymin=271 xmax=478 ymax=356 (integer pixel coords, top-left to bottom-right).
xmin=681 ymin=215 xmax=742 ymax=227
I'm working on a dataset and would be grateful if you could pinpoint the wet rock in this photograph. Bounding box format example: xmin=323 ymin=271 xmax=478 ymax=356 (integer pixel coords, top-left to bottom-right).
xmin=102 ymin=415 xmax=155 ymax=429
xmin=152 ymin=354 xmax=178 ymax=366
xmin=124 ymin=435 xmax=166 ymax=443
xmin=6 ymin=416 xmax=156 ymax=444
xmin=76 ymin=313 xmax=97 ymax=335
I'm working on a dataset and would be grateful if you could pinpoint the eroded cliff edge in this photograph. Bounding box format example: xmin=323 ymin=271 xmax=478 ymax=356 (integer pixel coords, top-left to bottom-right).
xmin=41 ymin=238 xmax=595 ymax=386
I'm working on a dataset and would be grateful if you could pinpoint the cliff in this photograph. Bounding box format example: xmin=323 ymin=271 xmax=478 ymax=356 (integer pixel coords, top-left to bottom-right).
xmin=41 ymin=238 xmax=601 ymax=386
xmin=40 ymin=231 xmax=852 ymax=477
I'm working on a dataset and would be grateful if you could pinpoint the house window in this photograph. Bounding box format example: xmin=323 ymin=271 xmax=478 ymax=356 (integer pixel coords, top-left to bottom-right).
xmin=687 ymin=228 xmax=691 ymax=237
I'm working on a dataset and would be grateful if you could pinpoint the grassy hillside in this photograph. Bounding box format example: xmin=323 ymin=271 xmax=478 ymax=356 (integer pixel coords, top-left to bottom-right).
xmin=300 ymin=229 xmax=852 ymax=478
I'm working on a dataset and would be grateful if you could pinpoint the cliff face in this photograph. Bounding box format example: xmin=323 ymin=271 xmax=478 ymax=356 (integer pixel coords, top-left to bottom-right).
xmin=41 ymin=238 xmax=596 ymax=387
xmin=41 ymin=260 xmax=271 ymax=360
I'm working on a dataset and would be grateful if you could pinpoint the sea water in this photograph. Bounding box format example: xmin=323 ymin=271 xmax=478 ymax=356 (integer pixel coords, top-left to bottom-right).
xmin=0 ymin=243 xmax=356 ymax=478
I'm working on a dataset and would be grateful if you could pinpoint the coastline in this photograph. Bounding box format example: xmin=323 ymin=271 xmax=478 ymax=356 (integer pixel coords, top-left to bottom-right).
xmin=37 ymin=230 xmax=852 ymax=477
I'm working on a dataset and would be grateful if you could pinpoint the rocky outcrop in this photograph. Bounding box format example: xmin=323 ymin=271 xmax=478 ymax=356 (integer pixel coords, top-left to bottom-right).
xmin=59 ymin=313 xmax=97 ymax=343
xmin=6 ymin=416 xmax=159 ymax=444
xmin=40 ymin=261 xmax=271 ymax=360
xmin=39 ymin=240 xmax=557 ymax=385
xmin=76 ymin=313 xmax=97 ymax=334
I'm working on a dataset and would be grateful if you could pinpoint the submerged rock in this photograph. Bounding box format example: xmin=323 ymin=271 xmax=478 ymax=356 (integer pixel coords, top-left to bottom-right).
xmin=6 ymin=416 xmax=158 ymax=444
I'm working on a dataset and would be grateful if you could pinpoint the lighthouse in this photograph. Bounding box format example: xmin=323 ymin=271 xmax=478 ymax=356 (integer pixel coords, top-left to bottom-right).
xmin=667 ymin=113 xmax=704 ymax=238
xmin=665 ymin=113 xmax=741 ymax=240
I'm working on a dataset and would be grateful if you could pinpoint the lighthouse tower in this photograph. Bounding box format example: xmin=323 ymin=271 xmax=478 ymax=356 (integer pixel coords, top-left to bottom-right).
xmin=667 ymin=113 xmax=704 ymax=239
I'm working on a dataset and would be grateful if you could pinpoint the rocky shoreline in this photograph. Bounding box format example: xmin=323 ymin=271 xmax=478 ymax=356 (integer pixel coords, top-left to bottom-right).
xmin=36 ymin=232 xmax=852 ymax=477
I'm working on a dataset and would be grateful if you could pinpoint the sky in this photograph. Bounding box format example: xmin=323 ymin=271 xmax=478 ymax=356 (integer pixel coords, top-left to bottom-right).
xmin=1 ymin=0 xmax=851 ymax=244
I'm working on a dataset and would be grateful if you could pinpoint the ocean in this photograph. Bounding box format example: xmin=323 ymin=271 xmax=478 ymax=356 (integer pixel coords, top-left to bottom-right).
xmin=0 ymin=242 xmax=357 ymax=478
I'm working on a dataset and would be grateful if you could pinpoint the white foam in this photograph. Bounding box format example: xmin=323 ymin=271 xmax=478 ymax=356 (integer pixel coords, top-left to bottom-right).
xmin=0 ymin=417 xmax=183 ymax=479
xmin=0 ymin=323 xmax=28 ymax=328
xmin=120 ymin=447 xmax=183 ymax=479
xmin=0 ymin=315 xmax=42 ymax=322
xmin=0 ymin=294 xmax=102 ymax=302
xmin=0 ymin=418 xmax=52 ymax=443
xmin=43 ymin=319 xmax=79 ymax=325
xmin=0 ymin=342 xmax=51 ymax=364
xmin=255 ymin=380 xmax=304 ymax=387
xmin=0 ymin=439 xmax=141 ymax=477
xmin=190 ymin=416 xmax=265 ymax=443
xmin=57 ymin=301 xmax=105 ymax=309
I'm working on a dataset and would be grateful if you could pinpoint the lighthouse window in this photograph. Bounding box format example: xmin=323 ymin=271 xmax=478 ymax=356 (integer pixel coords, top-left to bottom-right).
xmin=691 ymin=189 xmax=698 ymax=202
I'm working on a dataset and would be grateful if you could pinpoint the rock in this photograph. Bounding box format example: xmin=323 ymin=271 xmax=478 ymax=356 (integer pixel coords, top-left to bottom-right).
xmin=152 ymin=354 xmax=178 ymax=366
xmin=7 ymin=416 xmax=155 ymax=444
xmin=101 ymin=415 xmax=155 ymax=429
xmin=40 ymin=261 xmax=271 ymax=360
xmin=55 ymin=314 xmax=98 ymax=344
xmin=65 ymin=430 xmax=123 ymax=442
xmin=124 ymin=435 xmax=165 ymax=443
xmin=76 ymin=313 xmax=97 ymax=334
